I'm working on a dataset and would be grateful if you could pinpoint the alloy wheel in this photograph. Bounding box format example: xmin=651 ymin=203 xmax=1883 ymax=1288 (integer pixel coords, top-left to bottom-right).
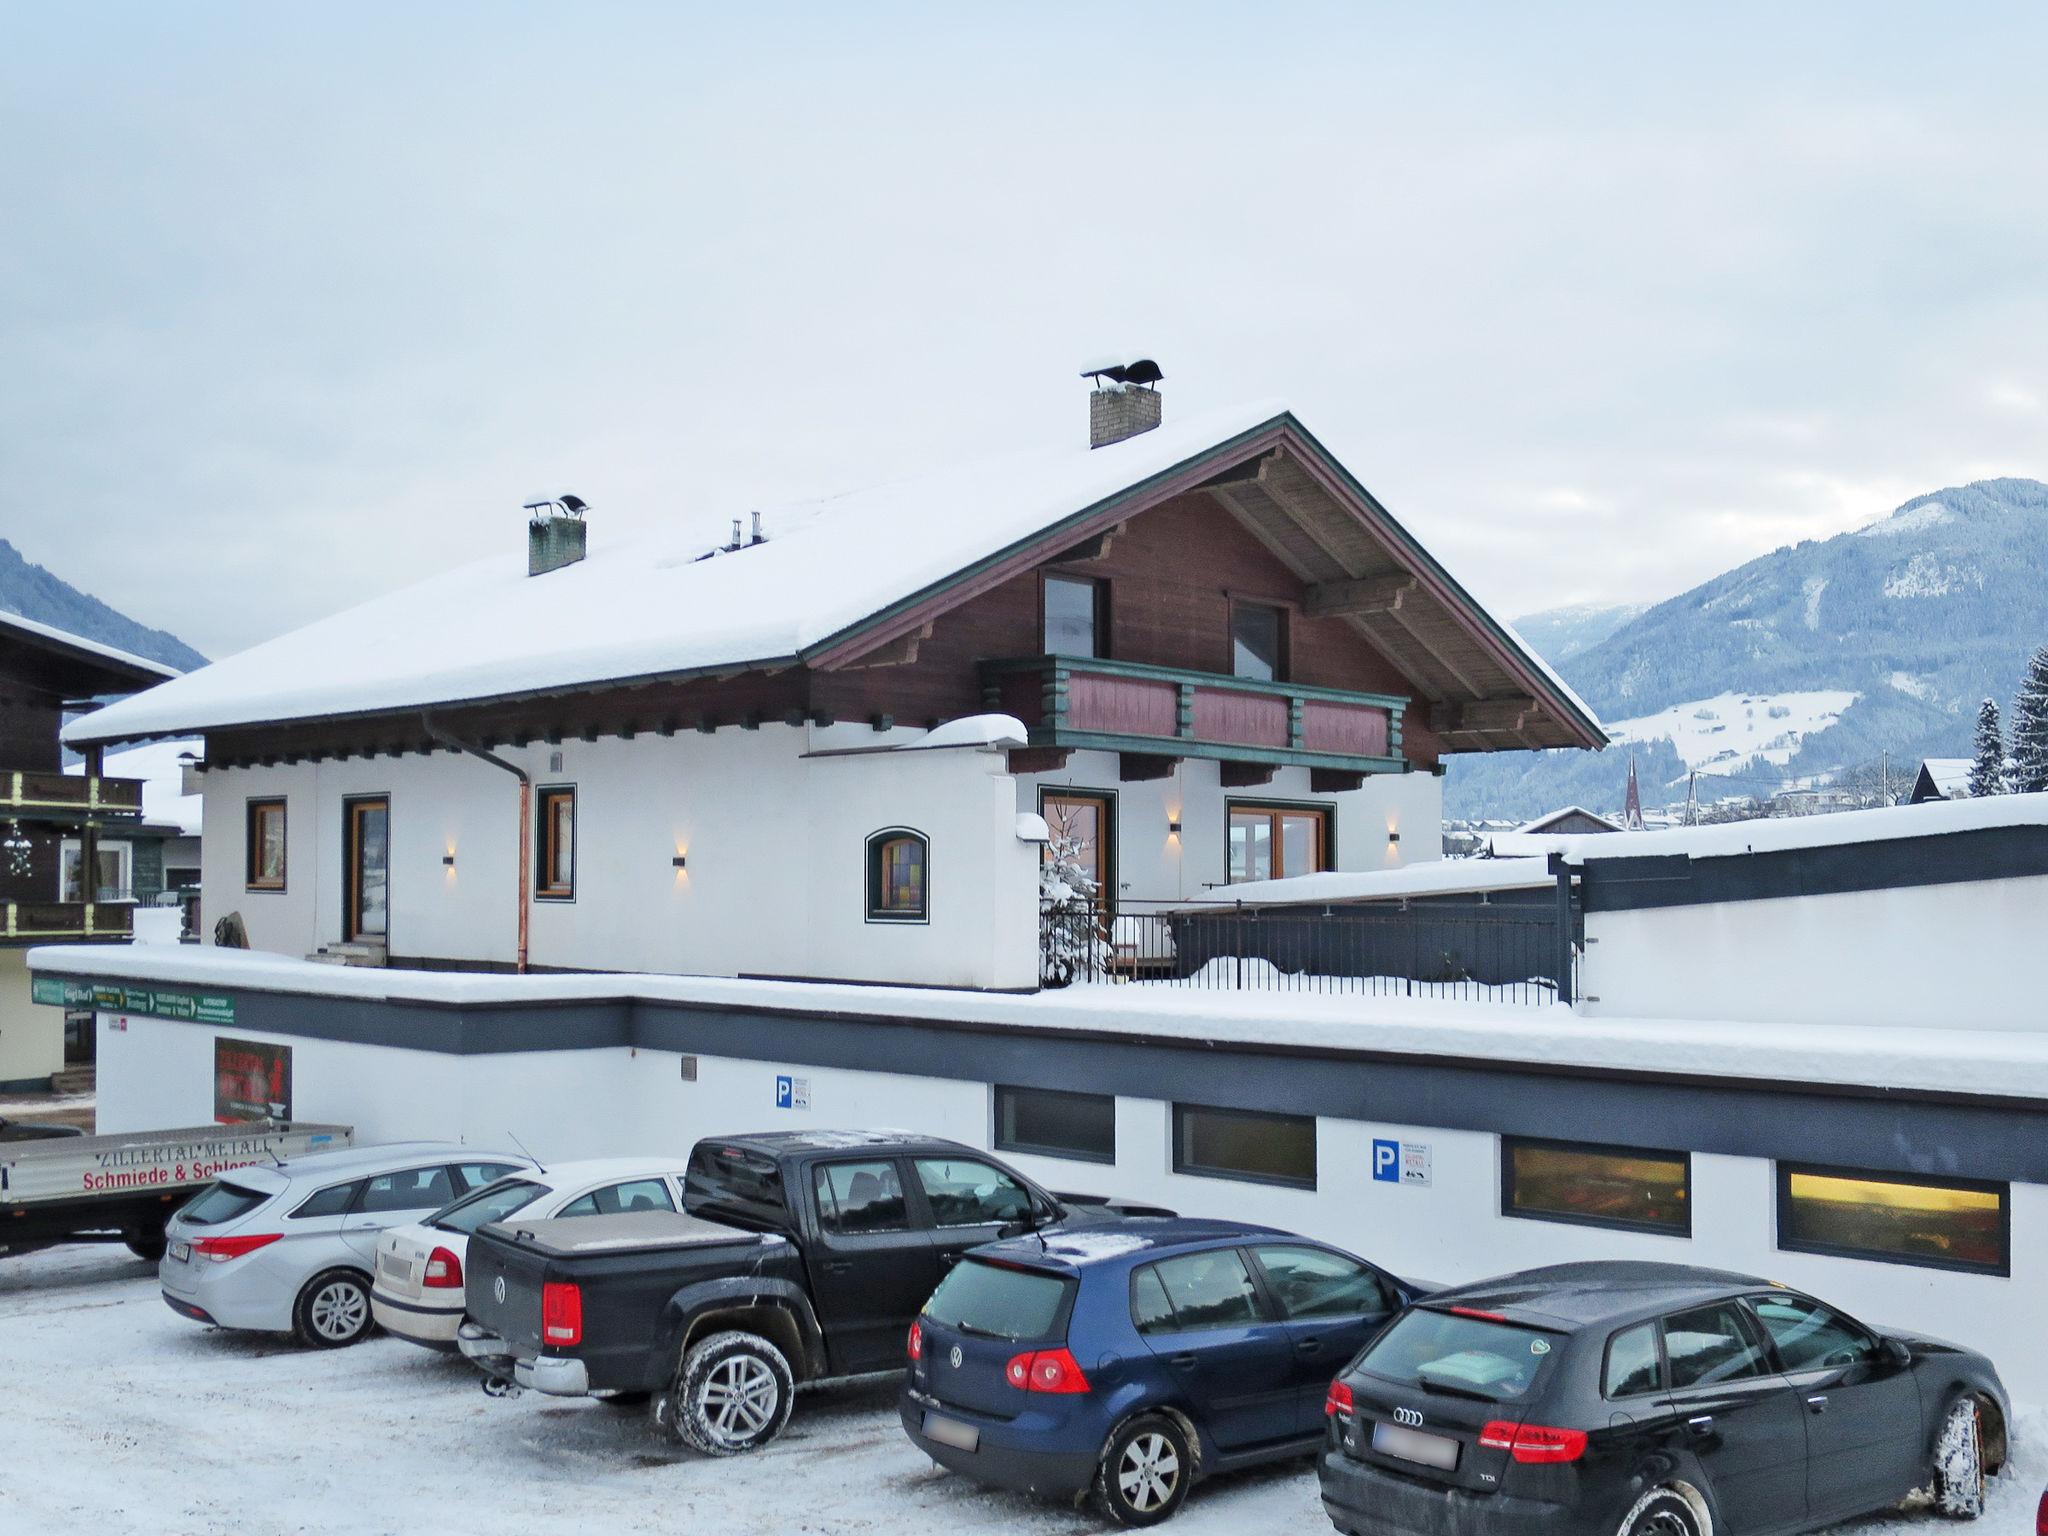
xmin=696 ymin=1355 xmax=780 ymax=1447
xmin=1116 ymin=1431 xmax=1181 ymax=1513
xmin=310 ymin=1280 xmax=368 ymax=1341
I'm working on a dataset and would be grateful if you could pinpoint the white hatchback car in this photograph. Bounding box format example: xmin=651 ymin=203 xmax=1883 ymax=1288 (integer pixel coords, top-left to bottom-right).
xmin=160 ymin=1142 xmax=532 ymax=1348
xmin=370 ymin=1157 xmax=691 ymax=1349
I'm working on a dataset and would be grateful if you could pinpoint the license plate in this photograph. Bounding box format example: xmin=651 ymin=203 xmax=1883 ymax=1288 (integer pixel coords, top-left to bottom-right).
xmin=922 ymin=1412 xmax=979 ymax=1453
xmin=169 ymin=1242 xmax=191 ymax=1263
xmin=379 ymin=1252 xmax=410 ymax=1279
xmin=1371 ymin=1420 xmax=1460 ymax=1471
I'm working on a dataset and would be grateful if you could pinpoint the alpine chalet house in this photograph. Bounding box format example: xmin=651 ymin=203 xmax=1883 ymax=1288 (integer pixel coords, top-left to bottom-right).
xmin=0 ymin=612 xmax=174 ymax=1087
xmin=63 ymin=370 xmax=1602 ymax=990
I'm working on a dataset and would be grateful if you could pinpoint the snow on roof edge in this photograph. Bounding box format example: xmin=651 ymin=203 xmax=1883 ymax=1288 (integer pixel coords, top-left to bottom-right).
xmin=2 ymin=609 xmax=180 ymax=683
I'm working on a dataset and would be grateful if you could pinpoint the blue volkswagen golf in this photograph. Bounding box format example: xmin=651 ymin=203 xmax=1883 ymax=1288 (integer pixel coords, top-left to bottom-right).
xmin=899 ymin=1217 xmax=1426 ymax=1526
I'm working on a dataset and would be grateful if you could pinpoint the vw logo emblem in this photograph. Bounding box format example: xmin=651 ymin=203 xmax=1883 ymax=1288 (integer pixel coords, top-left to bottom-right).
xmin=493 ymin=1276 xmax=506 ymax=1304
xmin=1394 ymin=1406 xmax=1424 ymax=1428
xmin=949 ymin=1346 xmax=963 ymax=1369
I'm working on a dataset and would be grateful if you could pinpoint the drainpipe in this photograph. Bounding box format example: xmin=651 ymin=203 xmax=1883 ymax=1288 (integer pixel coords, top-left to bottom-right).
xmin=422 ymin=713 xmax=529 ymax=974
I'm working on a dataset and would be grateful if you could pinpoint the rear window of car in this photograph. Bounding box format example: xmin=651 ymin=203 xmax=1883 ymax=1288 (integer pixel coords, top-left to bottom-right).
xmin=1356 ymin=1308 xmax=1560 ymax=1402
xmin=181 ymin=1179 xmax=272 ymax=1226
xmin=430 ymin=1179 xmax=546 ymax=1234
xmin=923 ymin=1259 xmax=1075 ymax=1342
xmin=684 ymin=1144 xmax=788 ymax=1221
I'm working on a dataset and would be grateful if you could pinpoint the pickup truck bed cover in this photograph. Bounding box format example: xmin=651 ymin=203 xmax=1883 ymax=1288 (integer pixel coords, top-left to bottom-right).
xmin=488 ymin=1208 xmax=778 ymax=1257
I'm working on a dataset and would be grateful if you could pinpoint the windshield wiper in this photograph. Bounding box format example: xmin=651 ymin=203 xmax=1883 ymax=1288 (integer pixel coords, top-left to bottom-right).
xmin=950 ymin=1320 xmax=1007 ymax=1340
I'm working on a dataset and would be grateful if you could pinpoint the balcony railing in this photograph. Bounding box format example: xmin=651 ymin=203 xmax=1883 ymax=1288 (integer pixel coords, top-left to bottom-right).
xmin=982 ymin=657 xmax=1407 ymax=774
xmin=1 ymin=770 xmax=144 ymax=822
xmin=1040 ymin=899 xmax=1568 ymax=1006
xmin=1 ymin=901 xmax=133 ymax=942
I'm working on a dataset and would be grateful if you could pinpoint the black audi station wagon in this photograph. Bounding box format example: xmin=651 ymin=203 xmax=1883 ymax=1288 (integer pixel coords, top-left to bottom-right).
xmin=1318 ymin=1261 xmax=2009 ymax=1536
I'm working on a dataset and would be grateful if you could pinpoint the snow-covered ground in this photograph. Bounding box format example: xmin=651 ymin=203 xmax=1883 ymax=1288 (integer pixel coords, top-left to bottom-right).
xmin=3 ymin=1245 xmax=2040 ymax=1536
xmin=1605 ymin=688 xmax=1859 ymax=777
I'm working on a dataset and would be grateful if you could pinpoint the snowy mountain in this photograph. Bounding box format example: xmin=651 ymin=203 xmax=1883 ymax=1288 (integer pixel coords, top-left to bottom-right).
xmin=1511 ymin=601 xmax=1648 ymax=663
xmin=0 ymin=538 xmax=206 ymax=673
xmin=1449 ymin=477 xmax=2048 ymax=820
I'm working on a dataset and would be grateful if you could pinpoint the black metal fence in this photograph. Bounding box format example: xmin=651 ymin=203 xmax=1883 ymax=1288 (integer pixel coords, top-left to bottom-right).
xmin=1039 ymin=898 xmax=1569 ymax=1005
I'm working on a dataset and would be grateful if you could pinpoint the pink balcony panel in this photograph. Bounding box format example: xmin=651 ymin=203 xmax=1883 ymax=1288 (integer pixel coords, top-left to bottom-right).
xmin=1192 ymin=689 xmax=1289 ymax=747
xmin=1066 ymin=672 xmax=1178 ymax=738
xmin=1301 ymin=700 xmax=1390 ymax=757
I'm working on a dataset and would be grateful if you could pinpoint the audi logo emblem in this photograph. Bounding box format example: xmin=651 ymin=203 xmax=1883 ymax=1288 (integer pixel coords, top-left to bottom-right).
xmin=1393 ymin=1407 xmax=1425 ymax=1428
xmin=949 ymin=1346 xmax=963 ymax=1369
xmin=493 ymin=1276 xmax=506 ymax=1305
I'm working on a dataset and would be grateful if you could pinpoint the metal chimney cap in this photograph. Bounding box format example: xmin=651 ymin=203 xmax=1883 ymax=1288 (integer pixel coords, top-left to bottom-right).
xmin=1079 ymin=358 xmax=1163 ymax=388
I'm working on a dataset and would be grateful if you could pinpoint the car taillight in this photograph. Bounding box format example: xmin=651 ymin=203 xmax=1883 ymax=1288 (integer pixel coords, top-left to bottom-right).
xmin=1324 ymin=1379 xmax=1355 ymax=1418
xmin=1450 ymin=1306 xmax=1508 ymax=1321
xmin=541 ymin=1281 xmax=582 ymax=1346
xmin=907 ymin=1319 xmax=923 ymax=1361
xmin=422 ymin=1246 xmax=464 ymax=1289
xmin=1479 ymin=1420 xmax=1588 ymax=1463
xmin=192 ymin=1233 xmax=282 ymax=1263
xmin=2035 ymin=1488 xmax=2046 ymax=1536
xmin=1004 ymin=1347 xmax=1090 ymax=1394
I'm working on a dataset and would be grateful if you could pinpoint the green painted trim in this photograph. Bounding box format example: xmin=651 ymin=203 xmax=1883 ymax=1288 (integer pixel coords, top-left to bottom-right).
xmin=1033 ymin=727 xmax=1406 ymax=775
xmin=984 ymin=654 xmax=1410 ymax=713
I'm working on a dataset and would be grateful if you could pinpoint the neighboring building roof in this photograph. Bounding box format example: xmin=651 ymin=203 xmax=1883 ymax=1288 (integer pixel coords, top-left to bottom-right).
xmin=1513 ymin=805 xmax=1622 ymax=835
xmin=1172 ymin=857 xmax=1555 ymax=910
xmin=1553 ymin=790 xmax=2048 ymax=863
xmin=1911 ymin=758 xmax=1972 ymax=802
xmin=0 ymin=609 xmax=179 ymax=695
xmin=67 ymin=738 xmax=203 ymax=836
xmin=63 ymin=403 xmax=1605 ymax=752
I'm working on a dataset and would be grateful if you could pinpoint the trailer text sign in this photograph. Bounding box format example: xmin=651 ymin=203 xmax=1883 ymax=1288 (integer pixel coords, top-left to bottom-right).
xmin=214 ymin=1037 xmax=293 ymax=1124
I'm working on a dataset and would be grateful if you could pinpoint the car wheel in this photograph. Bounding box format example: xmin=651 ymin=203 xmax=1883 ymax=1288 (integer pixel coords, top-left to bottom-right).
xmin=292 ymin=1269 xmax=375 ymax=1348
xmin=1096 ymin=1414 xmax=1192 ymax=1527
xmin=1932 ymin=1395 xmax=1987 ymax=1518
xmin=667 ymin=1331 xmax=795 ymax=1456
xmin=124 ymin=1228 xmax=167 ymax=1262
xmin=1615 ymin=1487 xmax=1708 ymax=1536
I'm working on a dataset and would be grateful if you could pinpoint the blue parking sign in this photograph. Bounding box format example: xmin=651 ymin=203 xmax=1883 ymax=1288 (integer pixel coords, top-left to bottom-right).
xmin=775 ymin=1074 xmax=793 ymax=1109
xmin=1372 ymin=1138 xmax=1399 ymax=1183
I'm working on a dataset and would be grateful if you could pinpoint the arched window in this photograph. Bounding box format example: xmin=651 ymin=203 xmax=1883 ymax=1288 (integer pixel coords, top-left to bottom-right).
xmin=865 ymin=828 xmax=929 ymax=923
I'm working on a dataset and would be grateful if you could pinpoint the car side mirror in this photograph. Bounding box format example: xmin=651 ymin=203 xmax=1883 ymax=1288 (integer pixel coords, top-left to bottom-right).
xmin=1881 ymin=1336 xmax=1911 ymax=1366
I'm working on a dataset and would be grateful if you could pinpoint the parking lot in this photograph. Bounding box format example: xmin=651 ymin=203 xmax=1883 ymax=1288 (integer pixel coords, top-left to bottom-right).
xmin=4 ymin=1244 xmax=2041 ymax=1536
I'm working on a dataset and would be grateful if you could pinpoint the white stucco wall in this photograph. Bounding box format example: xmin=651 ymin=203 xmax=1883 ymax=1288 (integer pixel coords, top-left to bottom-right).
xmin=94 ymin=1012 xmax=2048 ymax=1403
xmin=1582 ymin=873 xmax=2048 ymax=1029
xmin=197 ymin=725 xmax=1041 ymax=989
xmin=1015 ymin=752 xmax=1442 ymax=905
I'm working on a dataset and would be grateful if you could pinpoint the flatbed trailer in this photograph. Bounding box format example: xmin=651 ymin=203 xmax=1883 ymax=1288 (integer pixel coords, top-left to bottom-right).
xmin=2 ymin=1121 xmax=353 ymax=1260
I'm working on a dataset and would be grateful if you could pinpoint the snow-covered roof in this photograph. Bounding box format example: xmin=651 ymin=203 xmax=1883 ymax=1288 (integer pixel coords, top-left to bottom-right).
xmin=69 ymin=738 xmax=203 ymax=835
xmin=28 ymin=941 xmax=2048 ymax=1100
xmin=1512 ymin=805 xmax=1621 ymax=835
xmin=1916 ymin=758 xmax=1971 ymax=796
xmin=1172 ymin=857 xmax=1555 ymax=909
xmin=0 ymin=609 xmax=179 ymax=684
xmin=63 ymin=401 xmax=1601 ymax=751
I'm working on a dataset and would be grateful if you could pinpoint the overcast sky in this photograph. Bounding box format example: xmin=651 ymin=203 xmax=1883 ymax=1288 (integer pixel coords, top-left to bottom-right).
xmin=4 ymin=3 xmax=2045 ymax=660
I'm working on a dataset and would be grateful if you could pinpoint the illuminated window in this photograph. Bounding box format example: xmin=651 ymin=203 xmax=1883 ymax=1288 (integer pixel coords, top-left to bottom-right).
xmin=536 ymin=786 xmax=575 ymax=899
xmin=246 ymin=798 xmax=287 ymax=890
xmin=865 ymin=828 xmax=928 ymax=923
xmin=1503 ymin=1138 xmax=1691 ymax=1236
xmin=1777 ymin=1165 xmax=2008 ymax=1276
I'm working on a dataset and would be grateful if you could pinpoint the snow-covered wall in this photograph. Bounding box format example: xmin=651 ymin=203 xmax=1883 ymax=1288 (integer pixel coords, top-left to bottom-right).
xmin=94 ymin=1010 xmax=2048 ymax=1403
xmin=1583 ymin=873 xmax=2048 ymax=1030
xmin=198 ymin=723 xmax=1041 ymax=989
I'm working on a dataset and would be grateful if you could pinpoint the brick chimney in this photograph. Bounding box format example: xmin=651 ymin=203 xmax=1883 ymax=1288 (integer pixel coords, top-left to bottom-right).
xmin=1082 ymin=359 xmax=1164 ymax=448
xmin=526 ymin=494 xmax=589 ymax=576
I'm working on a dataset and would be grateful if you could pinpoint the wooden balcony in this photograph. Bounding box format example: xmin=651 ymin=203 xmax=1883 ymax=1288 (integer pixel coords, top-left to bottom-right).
xmin=1 ymin=901 xmax=133 ymax=944
xmin=982 ymin=656 xmax=1407 ymax=784
xmin=0 ymin=769 xmax=144 ymax=824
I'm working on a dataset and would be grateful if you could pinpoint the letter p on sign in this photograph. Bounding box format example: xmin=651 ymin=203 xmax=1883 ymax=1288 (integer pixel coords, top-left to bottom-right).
xmin=1372 ymin=1139 xmax=1399 ymax=1183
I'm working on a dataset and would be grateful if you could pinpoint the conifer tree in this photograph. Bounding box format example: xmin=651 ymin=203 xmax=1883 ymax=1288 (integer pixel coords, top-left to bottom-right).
xmin=1968 ymin=698 xmax=2006 ymax=796
xmin=2008 ymin=647 xmax=2048 ymax=794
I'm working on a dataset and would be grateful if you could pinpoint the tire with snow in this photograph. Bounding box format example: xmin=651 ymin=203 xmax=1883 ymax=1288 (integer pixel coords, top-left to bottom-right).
xmin=1931 ymin=1395 xmax=1987 ymax=1518
xmin=1096 ymin=1413 xmax=1192 ymax=1527
xmin=292 ymin=1268 xmax=375 ymax=1348
xmin=665 ymin=1331 xmax=794 ymax=1456
xmin=1613 ymin=1488 xmax=1707 ymax=1536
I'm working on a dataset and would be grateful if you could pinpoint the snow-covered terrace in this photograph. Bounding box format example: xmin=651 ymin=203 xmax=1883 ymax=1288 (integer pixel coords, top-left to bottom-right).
xmin=29 ymin=941 xmax=2048 ymax=1102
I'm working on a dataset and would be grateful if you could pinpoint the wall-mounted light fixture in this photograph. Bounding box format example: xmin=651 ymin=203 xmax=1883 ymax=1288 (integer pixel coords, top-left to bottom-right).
xmin=1386 ymin=830 xmax=1401 ymax=845
xmin=442 ymin=852 xmax=456 ymax=867
xmin=672 ymin=853 xmax=688 ymax=870
xmin=1167 ymin=817 xmax=1182 ymax=836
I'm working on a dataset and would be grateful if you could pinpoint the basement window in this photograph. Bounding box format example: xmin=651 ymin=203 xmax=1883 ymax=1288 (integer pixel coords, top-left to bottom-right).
xmin=1171 ymin=1103 xmax=1317 ymax=1189
xmin=1502 ymin=1137 xmax=1692 ymax=1237
xmin=246 ymin=799 xmax=287 ymax=891
xmin=865 ymin=828 xmax=928 ymax=923
xmin=1777 ymin=1164 xmax=2008 ymax=1276
xmin=995 ymin=1085 xmax=1115 ymax=1164
xmin=536 ymin=786 xmax=575 ymax=899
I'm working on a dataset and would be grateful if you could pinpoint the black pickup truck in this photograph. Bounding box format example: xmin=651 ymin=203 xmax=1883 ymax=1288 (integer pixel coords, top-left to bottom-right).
xmin=458 ymin=1129 xmax=1170 ymax=1455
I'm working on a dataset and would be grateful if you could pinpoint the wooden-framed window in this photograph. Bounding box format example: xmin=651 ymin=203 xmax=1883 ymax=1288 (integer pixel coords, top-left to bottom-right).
xmin=1226 ymin=800 xmax=1331 ymax=883
xmin=246 ymin=798 xmax=287 ymax=891
xmin=865 ymin=828 xmax=928 ymax=923
xmin=1502 ymin=1136 xmax=1692 ymax=1237
xmin=1171 ymin=1103 xmax=1317 ymax=1189
xmin=1776 ymin=1163 xmax=2008 ymax=1276
xmin=536 ymin=786 xmax=576 ymax=900
xmin=1229 ymin=599 xmax=1287 ymax=681
xmin=1039 ymin=788 xmax=1115 ymax=909
xmin=60 ymin=839 xmax=132 ymax=902
xmin=1042 ymin=573 xmax=1108 ymax=659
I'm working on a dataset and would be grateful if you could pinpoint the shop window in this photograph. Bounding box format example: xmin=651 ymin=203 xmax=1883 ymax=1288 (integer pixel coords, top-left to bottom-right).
xmin=1503 ymin=1137 xmax=1692 ymax=1237
xmin=1777 ymin=1164 xmax=2008 ymax=1276
xmin=865 ymin=828 xmax=928 ymax=923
